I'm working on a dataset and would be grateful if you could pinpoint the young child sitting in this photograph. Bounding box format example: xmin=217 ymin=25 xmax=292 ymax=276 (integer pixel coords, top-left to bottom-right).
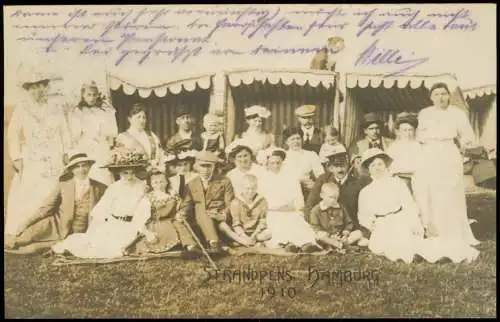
xmin=201 ymin=113 xmax=226 ymax=158
xmin=132 ymin=171 xmax=202 ymax=256
xmin=319 ymin=125 xmax=346 ymax=159
xmin=309 ymin=182 xmax=364 ymax=252
xmin=229 ymin=174 xmax=272 ymax=247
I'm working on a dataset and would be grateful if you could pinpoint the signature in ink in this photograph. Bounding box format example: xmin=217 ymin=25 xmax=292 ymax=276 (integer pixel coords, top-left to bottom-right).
xmin=355 ymin=39 xmax=430 ymax=76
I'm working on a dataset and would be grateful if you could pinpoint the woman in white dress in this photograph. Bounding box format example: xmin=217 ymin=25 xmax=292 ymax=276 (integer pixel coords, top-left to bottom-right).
xmin=115 ymin=103 xmax=164 ymax=172
xmin=358 ymin=148 xmax=479 ymax=263
xmin=280 ymin=127 xmax=325 ymax=196
xmin=51 ymin=149 xmax=155 ymax=259
xmin=413 ymin=83 xmax=480 ymax=246
xmin=234 ymin=105 xmax=275 ymax=156
xmin=225 ymin=140 xmax=267 ymax=196
xmin=67 ymin=81 xmax=118 ymax=185
xmin=386 ymin=112 xmax=422 ymax=192
xmin=5 ymin=72 xmax=72 ymax=239
xmin=257 ymin=147 xmax=321 ymax=253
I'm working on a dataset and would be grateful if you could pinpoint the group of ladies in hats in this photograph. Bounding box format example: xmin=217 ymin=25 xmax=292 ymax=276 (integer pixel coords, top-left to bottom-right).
xmin=5 ymin=71 xmax=481 ymax=264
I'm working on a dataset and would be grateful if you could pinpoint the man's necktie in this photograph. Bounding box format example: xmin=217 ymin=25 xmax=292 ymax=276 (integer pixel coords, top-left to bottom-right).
xmin=305 ymin=133 xmax=311 ymax=145
xmin=179 ymin=175 xmax=185 ymax=198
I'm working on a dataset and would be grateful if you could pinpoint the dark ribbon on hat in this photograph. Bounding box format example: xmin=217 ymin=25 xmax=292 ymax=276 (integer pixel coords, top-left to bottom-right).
xmin=69 ymin=153 xmax=89 ymax=162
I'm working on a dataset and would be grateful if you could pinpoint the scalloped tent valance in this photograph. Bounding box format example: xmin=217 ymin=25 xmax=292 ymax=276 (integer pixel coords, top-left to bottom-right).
xmin=345 ymin=73 xmax=460 ymax=91
xmin=107 ymin=73 xmax=214 ymax=98
xmin=226 ymin=69 xmax=337 ymax=89
xmin=463 ymin=85 xmax=497 ymax=100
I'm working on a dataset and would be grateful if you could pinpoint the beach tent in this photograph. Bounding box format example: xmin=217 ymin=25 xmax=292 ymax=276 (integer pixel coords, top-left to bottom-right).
xmin=224 ymin=69 xmax=341 ymax=144
xmin=463 ymin=85 xmax=497 ymax=158
xmin=107 ymin=73 xmax=216 ymax=146
xmin=342 ymin=73 xmax=469 ymax=149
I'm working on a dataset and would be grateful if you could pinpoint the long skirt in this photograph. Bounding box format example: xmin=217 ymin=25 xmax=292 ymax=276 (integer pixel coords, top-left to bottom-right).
xmin=265 ymin=211 xmax=318 ymax=248
xmin=52 ymin=216 xmax=139 ymax=259
xmin=413 ymin=140 xmax=480 ymax=246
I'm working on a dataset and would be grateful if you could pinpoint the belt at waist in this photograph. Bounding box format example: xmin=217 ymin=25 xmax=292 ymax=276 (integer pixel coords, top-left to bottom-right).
xmin=374 ymin=206 xmax=403 ymax=218
xmin=111 ymin=214 xmax=133 ymax=222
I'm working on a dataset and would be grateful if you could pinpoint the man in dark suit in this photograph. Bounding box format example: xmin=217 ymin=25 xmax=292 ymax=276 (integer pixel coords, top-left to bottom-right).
xmin=348 ymin=112 xmax=393 ymax=158
xmin=295 ymin=104 xmax=324 ymax=154
xmin=304 ymin=145 xmax=371 ymax=244
xmin=5 ymin=153 xmax=107 ymax=252
xmin=166 ymin=105 xmax=203 ymax=151
xmin=186 ymin=151 xmax=235 ymax=253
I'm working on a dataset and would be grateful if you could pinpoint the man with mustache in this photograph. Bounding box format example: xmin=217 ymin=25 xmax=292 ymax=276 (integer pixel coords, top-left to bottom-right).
xmin=304 ymin=145 xmax=371 ymax=238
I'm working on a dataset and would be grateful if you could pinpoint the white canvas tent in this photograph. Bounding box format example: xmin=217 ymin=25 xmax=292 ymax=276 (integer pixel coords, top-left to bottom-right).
xmin=463 ymin=85 xmax=497 ymax=158
xmin=107 ymin=73 xmax=216 ymax=146
xmin=223 ymin=69 xmax=341 ymax=144
xmin=342 ymin=73 xmax=469 ymax=149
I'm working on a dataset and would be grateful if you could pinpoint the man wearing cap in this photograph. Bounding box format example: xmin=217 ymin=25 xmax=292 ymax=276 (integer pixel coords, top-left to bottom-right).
xmin=295 ymin=104 xmax=324 ymax=154
xmin=166 ymin=105 xmax=203 ymax=152
xmin=348 ymin=112 xmax=393 ymax=161
xmin=5 ymin=153 xmax=107 ymax=252
xmin=304 ymin=145 xmax=371 ymax=234
xmin=185 ymin=151 xmax=235 ymax=253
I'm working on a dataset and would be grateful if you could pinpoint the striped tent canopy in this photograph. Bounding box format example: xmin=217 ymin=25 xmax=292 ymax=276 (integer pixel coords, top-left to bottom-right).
xmin=463 ymin=85 xmax=497 ymax=156
xmin=342 ymin=73 xmax=469 ymax=149
xmin=107 ymin=73 xmax=214 ymax=146
xmin=224 ymin=68 xmax=340 ymax=145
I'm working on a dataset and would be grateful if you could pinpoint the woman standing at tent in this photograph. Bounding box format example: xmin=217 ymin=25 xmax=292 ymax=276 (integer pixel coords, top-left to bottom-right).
xmin=233 ymin=105 xmax=275 ymax=156
xmin=67 ymin=81 xmax=118 ymax=185
xmin=5 ymin=70 xmax=72 ymax=239
xmin=413 ymin=83 xmax=480 ymax=247
xmin=115 ymin=103 xmax=164 ymax=172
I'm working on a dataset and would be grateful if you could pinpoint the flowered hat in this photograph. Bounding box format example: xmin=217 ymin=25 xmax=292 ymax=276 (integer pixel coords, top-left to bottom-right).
xmin=244 ymin=105 xmax=271 ymax=119
xmin=101 ymin=147 xmax=149 ymax=169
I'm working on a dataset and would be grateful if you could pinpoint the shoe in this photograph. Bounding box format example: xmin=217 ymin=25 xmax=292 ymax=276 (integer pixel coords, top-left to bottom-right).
xmin=182 ymin=245 xmax=203 ymax=259
xmin=207 ymin=242 xmax=224 ymax=254
xmin=301 ymin=243 xmax=322 ymax=253
xmin=284 ymin=244 xmax=300 ymax=253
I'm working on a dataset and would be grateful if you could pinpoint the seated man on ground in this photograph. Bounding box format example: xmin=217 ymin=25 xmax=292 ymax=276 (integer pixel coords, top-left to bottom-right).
xmin=5 ymin=153 xmax=107 ymax=253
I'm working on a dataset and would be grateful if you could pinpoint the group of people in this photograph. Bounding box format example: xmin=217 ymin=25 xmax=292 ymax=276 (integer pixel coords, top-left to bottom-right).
xmin=4 ymin=71 xmax=482 ymax=264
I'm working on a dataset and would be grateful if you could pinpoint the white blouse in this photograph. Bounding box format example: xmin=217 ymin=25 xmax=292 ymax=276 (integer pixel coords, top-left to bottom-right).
xmin=386 ymin=140 xmax=423 ymax=175
xmin=281 ymin=149 xmax=325 ymax=181
xmin=260 ymin=169 xmax=304 ymax=211
xmin=226 ymin=163 xmax=267 ymax=196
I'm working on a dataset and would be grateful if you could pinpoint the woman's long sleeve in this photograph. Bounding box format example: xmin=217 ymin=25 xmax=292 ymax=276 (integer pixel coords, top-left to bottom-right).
xmin=131 ymin=197 xmax=152 ymax=233
xmin=7 ymin=107 xmax=23 ymax=162
xmin=357 ymin=188 xmax=374 ymax=231
xmin=456 ymin=109 xmax=477 ymax=149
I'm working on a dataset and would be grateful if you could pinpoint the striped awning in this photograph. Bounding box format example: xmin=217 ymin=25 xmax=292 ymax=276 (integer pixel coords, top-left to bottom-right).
xmin=107 ymin=73 xmax=214 ymax=98
xmin=346 ymin=73 xmax=460 ymax=91
xmin=226 ymin=68 xmax=337 ymax=89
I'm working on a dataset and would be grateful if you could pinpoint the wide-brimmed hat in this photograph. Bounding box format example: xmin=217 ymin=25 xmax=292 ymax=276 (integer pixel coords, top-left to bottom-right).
xmin=394 ymin=112 xmax=418 ymax=129
xmin=319 ymin=145 xmax=348 ymax=165
xmin=225 ymin=139 xmax=254 ymax=158
xmin=101 ymin=148 xmax=149 ymax=170
xmin=282 ymin=127 xmax=303 ymax=141
xmin=360 ymin=148 xmax=393 ymax=169
xmin=244 ymin=105 xmax=271 ymax=119
xmin=18 ymin=64 xmax=61 ymax=91
xmin=361 ymin=113 xmax=384 ymax=129
xmin=64 ymin=153 xmax=95 ymax=172
xmin=295 ymin=104 xmax=317 ymax=118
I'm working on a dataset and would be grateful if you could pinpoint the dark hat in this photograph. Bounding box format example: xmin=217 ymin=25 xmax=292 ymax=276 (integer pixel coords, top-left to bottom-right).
xmin=394 ymin=112 xmax=418 ymax=129
xmin=174 ymin=105 xmax=191 ymax=118
xmin=362 ymin=113 xmax=384 ymax=129
xmin=282 ymin=127 xmax=303 ymax=141
xmin=164 ymin=149 xmax=196 ymax=165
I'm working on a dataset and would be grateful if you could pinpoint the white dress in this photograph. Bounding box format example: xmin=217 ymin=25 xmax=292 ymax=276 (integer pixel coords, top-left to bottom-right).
xmin=358 ymin=175 xmax=479 ymax=263
xmin=386 ymin=139 xmax=423 ymax=176
xmin=259 ymin=169 xmax=318 ymax=248
xmin=281 ymin=149 xmax=325 ymax=182
xmin=67 ymin=103 xmax=118 ymax=185
xmin=226 ymin=163 xmax=267 ymax=196
xmin=5 ymin=98 xmax=71 ymax=236
xmin=52 ymin=179 xmax=151 ymax=258
xmin=413 ymin=105 xmax=480 ymax=246
xmin=236 ymin=130 xmax=275 ymax=156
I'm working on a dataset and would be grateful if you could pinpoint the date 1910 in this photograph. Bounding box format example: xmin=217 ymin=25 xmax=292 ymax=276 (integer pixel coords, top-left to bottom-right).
xmin=260 ymin=286 xmax=297 ymax=298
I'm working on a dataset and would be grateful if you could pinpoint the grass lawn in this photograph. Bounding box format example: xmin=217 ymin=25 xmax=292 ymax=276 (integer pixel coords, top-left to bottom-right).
xmin=4 ymin=193 xmax=496 ymax=318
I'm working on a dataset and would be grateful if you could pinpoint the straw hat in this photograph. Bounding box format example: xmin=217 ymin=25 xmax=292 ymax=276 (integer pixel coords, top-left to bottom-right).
xmin=64 ymin=153 xmax=95 ymax=172
xmin=295 ymin=104 xmax=317 ymax=117
xmin=360 ymin=148 xmax=393 ymax=169
xmin=319 ymin=144 xmax=348 ymax=164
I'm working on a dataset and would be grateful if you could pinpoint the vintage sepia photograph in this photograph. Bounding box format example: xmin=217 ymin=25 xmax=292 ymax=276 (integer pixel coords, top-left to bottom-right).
xmin=3 ymin=3 xmax=497 ymax=318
